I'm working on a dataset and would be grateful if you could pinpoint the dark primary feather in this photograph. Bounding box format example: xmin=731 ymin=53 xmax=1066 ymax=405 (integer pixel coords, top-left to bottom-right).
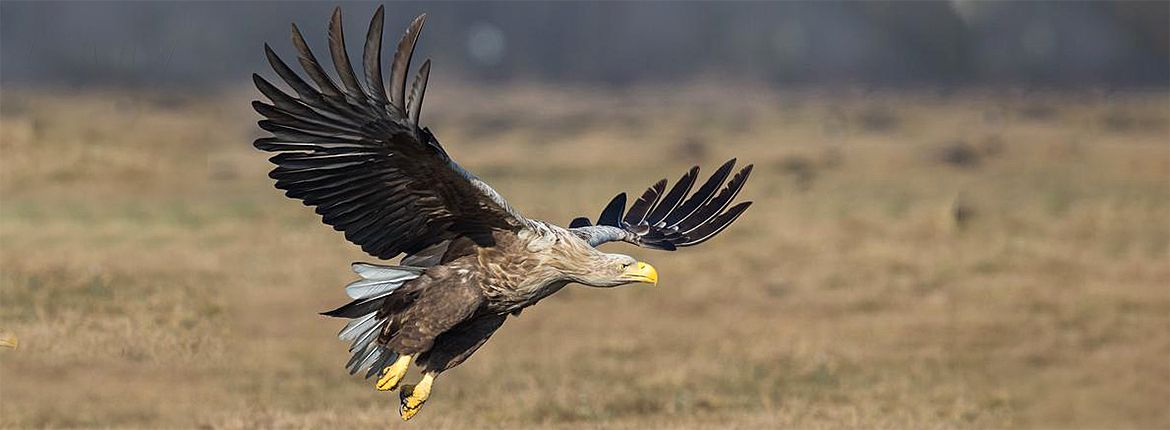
xmin=327 ymin=8 xmax=364 ymax=100
xmin=597 ymin=193 xmax=626 ymax=227
xmin=644 ymin=166 xmax=699 ymax=226
xmin=570 ymin=159 xmax=753 ymax=250
xmin=662 ymin=159 xmax=736 ymax=227
xmin=291 ymin=23 xmax=343 ymax=99
xmin=253 ymin=8 xmax=520 ymax=260
xmin=407 ymin=60 xmax=431 ymax=125
xmin=391 ymin=14 xmax=426 ymax=113
xmin=624 ymin=179 xmax=666 ymax=226
xmin=361 ymin=6 xmax=389 ymax=105
xmin=568 ymin=217 xmax=592 ymax=228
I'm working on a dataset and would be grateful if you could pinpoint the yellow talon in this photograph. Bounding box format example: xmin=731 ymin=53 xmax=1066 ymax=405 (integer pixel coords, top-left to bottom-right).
xmin=399 ymin=373 xmax=434 ymax=421
xmin=376 ymin=354 xmax=412 ymax=391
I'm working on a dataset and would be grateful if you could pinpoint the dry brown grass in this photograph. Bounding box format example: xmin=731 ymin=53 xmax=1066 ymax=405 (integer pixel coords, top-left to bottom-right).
xmin=1 ymin=84 xmax=1167 ymax=429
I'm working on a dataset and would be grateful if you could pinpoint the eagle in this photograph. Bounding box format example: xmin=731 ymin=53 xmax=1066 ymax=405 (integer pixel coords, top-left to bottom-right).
xmin=252 ymin=7 xmax=753 ymax=421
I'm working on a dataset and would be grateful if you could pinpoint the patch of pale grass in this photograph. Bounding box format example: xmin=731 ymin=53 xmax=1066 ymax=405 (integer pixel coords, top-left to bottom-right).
xmin=1 ymin=86 xmax=1167 ymax=428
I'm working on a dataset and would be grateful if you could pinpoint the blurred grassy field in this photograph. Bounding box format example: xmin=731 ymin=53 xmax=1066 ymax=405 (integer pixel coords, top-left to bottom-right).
xmin=1 ymin=84 xmax=1167 ymax=429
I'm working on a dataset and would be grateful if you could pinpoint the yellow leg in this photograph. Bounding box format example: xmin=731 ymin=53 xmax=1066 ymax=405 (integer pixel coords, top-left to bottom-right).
xmin=399 ymin=373 xmax=434 ymax=421
xmin=375 ymin=354 xmax=412 ymax=391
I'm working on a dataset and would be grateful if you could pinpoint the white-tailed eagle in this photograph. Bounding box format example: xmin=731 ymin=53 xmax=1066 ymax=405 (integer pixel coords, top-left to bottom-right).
xmin=252 ymin=6 xmax=753 ymax=420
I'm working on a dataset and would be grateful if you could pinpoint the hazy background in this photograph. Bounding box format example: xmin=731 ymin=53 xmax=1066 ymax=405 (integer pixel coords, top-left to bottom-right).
xmin=1 ymin=1 xmax=1168 ymax=429
xmin=2 ymin=1 xmax=1168 ymax=89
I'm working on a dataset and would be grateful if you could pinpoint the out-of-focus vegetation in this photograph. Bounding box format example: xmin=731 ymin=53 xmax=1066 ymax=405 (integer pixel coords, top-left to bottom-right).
xmin=0 ymin=85 xmax=1167 ymax=428
xmin=2 ymin=2 xmax=1167 ymax=87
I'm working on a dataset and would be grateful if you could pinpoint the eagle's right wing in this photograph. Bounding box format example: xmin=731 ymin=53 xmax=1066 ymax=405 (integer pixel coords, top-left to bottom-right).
xmin=254 ymin=7 xmax=525 ymax=261
xmin=569 ymin=159 xmax=753 ymax=250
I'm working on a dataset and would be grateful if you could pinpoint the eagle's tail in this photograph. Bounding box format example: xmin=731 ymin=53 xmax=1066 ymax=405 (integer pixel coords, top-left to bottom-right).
xmin=321 ymin=263 xmax=424 ymax=378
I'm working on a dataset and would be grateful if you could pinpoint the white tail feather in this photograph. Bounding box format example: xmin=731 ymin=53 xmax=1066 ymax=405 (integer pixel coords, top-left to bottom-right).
xmin=346 ymin=263 xmax=423 ymax=299
xmin=335 ymin=262 xmax=424 ymax=378
xmin=352 ymin=262 xmax=423 ymax=280
xmin=338 ymin=313 xmax=377 ymax=342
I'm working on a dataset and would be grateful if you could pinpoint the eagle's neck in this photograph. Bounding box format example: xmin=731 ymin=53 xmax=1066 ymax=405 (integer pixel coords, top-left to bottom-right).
xmin=478 ymin=222 xmax=592 ymax=313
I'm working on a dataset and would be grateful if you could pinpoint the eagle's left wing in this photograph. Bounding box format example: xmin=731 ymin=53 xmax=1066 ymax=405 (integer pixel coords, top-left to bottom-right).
xmin=253 ymin=8 xmax=527 ymax=261
xmin=569 ymin=159 xmax=753 ymax=250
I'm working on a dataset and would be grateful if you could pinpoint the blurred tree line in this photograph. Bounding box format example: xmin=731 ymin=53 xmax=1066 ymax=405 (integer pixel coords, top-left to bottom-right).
xmin=1 ymin=1 xmax=1166 ymax=89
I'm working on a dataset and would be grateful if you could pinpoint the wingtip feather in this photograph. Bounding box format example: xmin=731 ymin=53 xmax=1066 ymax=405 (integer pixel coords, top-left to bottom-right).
xmin=362 ymin=5 xmax=389 ymax=104
xmin=407 ymin=59 xmax=432 ymax=125
xmin=390 ymin=13 xmax=428 ymax=111
xmin=597 ymin=192 xmax=627 ymax=226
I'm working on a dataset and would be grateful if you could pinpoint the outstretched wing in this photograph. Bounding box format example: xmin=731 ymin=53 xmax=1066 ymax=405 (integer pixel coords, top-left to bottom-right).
xmin=569 ymin=159 xmax=753 ymax=250
xmin=254 ymin=7 xmax=523 ymax=260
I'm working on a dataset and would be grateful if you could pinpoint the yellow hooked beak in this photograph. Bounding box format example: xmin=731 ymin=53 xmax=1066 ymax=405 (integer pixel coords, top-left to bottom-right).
xmin=621 ymin=261 xmax=658 ymax=286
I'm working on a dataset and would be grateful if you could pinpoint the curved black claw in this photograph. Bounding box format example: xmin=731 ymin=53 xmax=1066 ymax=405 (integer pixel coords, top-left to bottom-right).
xmin=399 ymin=382 xmax=430 ymax=421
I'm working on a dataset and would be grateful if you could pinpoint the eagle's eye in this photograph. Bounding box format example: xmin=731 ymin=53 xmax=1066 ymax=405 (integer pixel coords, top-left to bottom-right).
xmin=619 ymin=261 xmax=632 ymax=270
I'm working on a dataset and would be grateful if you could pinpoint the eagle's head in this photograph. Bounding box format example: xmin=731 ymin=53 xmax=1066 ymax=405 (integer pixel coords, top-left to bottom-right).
xmin=572 ymin=253 xmax=658 ymax=288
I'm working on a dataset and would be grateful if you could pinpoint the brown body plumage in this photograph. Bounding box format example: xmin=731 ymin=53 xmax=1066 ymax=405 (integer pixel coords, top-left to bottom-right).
xmin=372 ymin=224 xmax=599 ymax=373
xmin=253 ymin=6 xmax=753 ymax=420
